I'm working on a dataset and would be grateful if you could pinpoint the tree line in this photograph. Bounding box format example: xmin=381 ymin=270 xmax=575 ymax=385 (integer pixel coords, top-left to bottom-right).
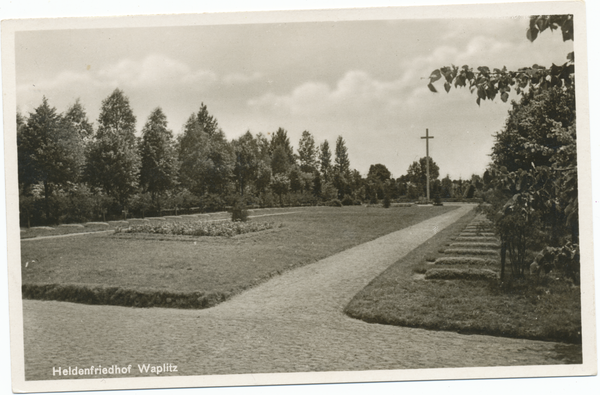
xmin=18 ymin=89 xmax=479 ymax=226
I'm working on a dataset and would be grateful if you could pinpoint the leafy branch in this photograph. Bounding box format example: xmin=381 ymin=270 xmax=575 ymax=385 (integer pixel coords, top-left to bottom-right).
xmin=427 ymin=15 xmax=574 ymax=105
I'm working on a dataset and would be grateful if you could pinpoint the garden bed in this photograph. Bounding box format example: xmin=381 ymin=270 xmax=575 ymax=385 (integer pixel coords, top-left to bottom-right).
xmin=114 ymin=220 xmax=276 ymax=237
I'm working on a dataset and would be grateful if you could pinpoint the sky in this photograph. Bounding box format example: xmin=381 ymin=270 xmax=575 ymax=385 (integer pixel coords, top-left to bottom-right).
xmin=14 ymin=12 xmax=574 ymax=180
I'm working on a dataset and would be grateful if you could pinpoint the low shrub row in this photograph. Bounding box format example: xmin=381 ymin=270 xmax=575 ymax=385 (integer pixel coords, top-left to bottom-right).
xmin=114 ymin=220 xmax=275 ymax=237
xmin=22 ymin=283 xmax=229 ymax=309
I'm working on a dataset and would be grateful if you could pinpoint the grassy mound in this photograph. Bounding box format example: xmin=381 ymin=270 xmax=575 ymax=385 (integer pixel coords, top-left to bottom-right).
xmin=424 ymin=268 xmax=498 ymax=281
xmin=454 ymin=236 xmax=498 ymax=242
xmin=443 ymin=248 xmax=498 ymax=256
xmin=435 ymin=257 xmax=497 ymax=266
xmin=450 ymin=242 xmax=499 ymax=249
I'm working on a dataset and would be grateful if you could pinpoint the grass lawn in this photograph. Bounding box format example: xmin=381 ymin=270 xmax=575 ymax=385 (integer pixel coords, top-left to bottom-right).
xmin=344 ymin=209 xmax=582 ymax=348
xmin=21 ymin=205 xmax=456 ymax=307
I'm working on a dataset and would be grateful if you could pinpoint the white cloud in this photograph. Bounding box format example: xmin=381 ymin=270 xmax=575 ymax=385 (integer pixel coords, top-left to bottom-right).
xmin=17 ymin=54 xmax=273 ymax=104
xmin=97 ymin=54 xmax=217 ymax=88
xmin=248 ymin=70 xmax=409 ymax=121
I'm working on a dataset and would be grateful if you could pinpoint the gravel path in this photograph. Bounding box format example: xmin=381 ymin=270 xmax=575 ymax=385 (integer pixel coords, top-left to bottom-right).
xmin=22 ymin=204 xmax=579 ymax=381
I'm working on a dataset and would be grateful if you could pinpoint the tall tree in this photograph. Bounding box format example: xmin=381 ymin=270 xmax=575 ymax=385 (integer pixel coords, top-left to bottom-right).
xmin=319 ymin=140 xmax=332 ymax=182
xmin=367 ymin=164 xmax=391 ymax=183
xmin=491 ymin=86 xmax=575 ymax=172
xmin=334 ymin=136 xmax=350 ymax=175
xmin=441 ymin=175 xmax=453 ymax=198
xmin=269 ymin=127 xmax=295 ymax=174
xmin=139 ymin=107 xmax=179 ymax=209
xmin=18 ymin=97 xmax=84 ymax=223
xmin=85 ymin=88 xmax=140 ymax=207
xmin=333 ymin=136 xmax=351 ymax=198
xmin=232 ymin=131 xmax=259 ymax=196
xmin=177 ymin=104 xmax=233 ymax=195
xmin=271 ymin=145 xmax=291 ymax=175
xmin=63 ymin=98 xmax=94 ymax=144
xmin=297 ymin=130 xmax=318 ymax=173
xmin=196 ymin=102 xmax=220 ymax=137
xmin=269 ymin=128 xmax=295 ymax=162
xmin=406 ymin=157 xmax=440 ymax=197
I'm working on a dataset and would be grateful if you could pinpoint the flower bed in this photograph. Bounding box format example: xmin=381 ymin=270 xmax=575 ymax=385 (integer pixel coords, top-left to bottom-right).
xmin=115 ymin=220 xmax=275 ymax=237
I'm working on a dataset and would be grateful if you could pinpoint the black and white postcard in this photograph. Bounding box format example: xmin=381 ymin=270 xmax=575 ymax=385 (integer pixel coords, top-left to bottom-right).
xmin=2 ymin=1 xmax=597 ymax=394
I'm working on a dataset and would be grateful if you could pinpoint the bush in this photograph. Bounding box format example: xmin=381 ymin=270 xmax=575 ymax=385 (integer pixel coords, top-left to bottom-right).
xmin=327 ymin=199 xmax=343 ymax=207
xmin=200 ymin=193 xmax=226 ymax=213
xmin=261 ymin=191 xmax=276 ymax=208
xmin=383 ymin=194 xmax=391 ymax=208
xmin=341 ymin=195 xmax=354 ymax=206
xmin=231 ymin=198 xmax=249 ymax=222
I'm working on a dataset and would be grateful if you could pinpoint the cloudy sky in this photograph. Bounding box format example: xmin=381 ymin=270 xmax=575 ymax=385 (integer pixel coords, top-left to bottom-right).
xmin=15 ymin=13 xmax=574 ymax=180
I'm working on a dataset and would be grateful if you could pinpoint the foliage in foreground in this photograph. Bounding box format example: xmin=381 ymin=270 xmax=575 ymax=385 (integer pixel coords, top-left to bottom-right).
xmin=115 ymin=220 xmax=274 ymax=237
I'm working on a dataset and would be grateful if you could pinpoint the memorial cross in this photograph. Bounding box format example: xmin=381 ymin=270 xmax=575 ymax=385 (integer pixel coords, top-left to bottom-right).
xmin=420 ymin=128 xmax=434 ymax=202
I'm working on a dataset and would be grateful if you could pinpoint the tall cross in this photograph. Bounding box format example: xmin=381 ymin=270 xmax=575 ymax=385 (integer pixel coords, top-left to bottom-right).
xmin=420 ymin=128 xmax=434 ymax=202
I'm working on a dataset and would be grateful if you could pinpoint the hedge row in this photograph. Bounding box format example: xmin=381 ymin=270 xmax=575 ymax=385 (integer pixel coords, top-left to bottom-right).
xmin=22 ymin=283 xmax=230 ymax=309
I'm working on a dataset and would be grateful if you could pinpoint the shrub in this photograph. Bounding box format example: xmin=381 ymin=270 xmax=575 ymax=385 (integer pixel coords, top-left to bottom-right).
xmin=383 ymin=194 xmax=391 ymax=208
xmin=341 ymin=195 xmax=354 ymax=206
xmin=327 ymin=199 xmax=343 ymax=207
xmin=425 ymin=268 xmax=498 ymax=281
xmin=200 ymin=193 xmax=226 ymax=213
xmin=231 ymin=198 xmax=248 ymax=222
